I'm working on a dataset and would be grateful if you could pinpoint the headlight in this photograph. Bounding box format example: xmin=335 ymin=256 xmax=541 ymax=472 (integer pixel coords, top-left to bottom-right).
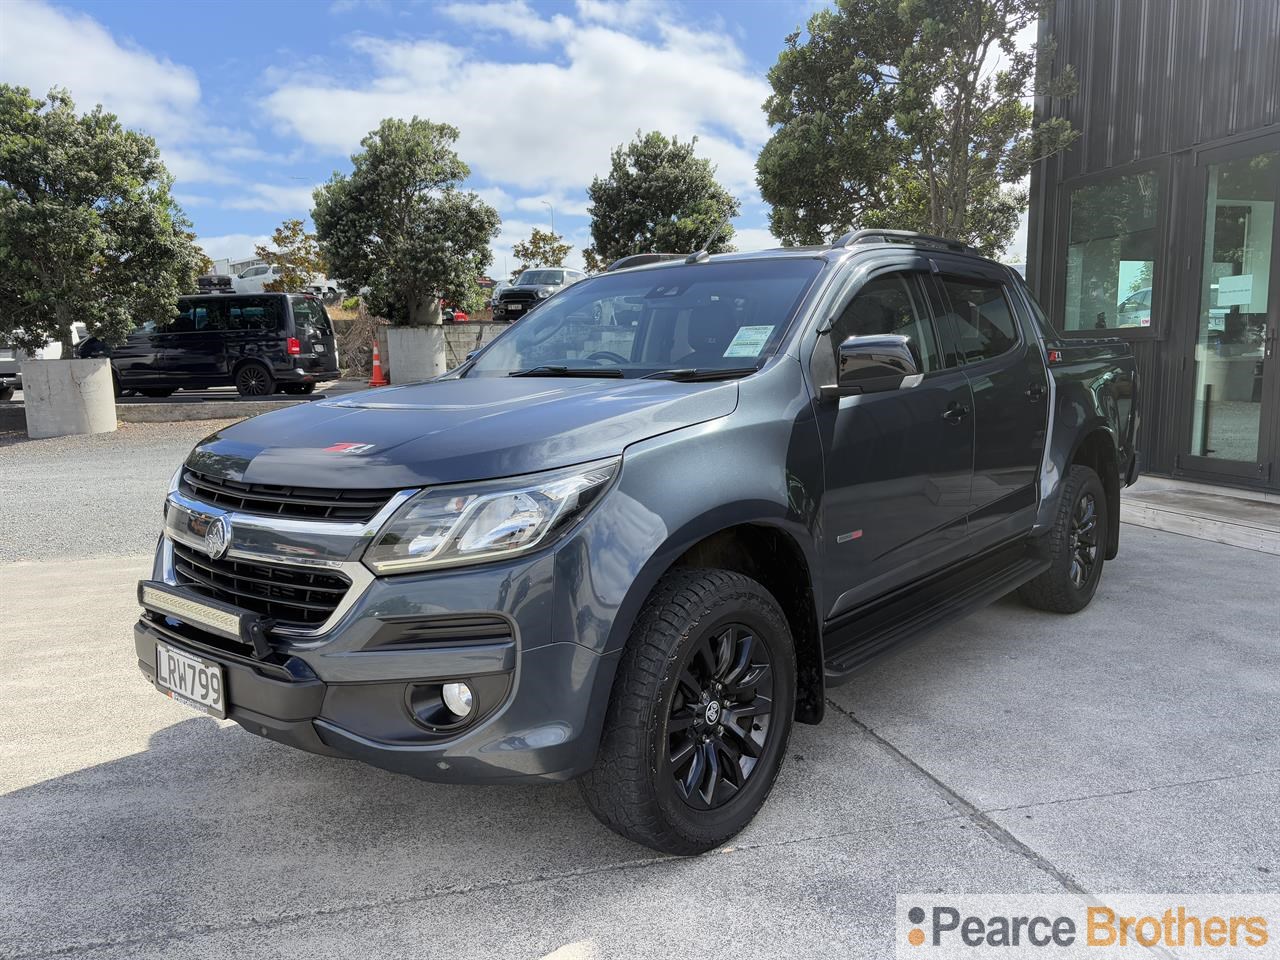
xmin=363 ymin=458 xmax=619 ymax=574
xmin=536 ymin=289 xmax=551 ymax=299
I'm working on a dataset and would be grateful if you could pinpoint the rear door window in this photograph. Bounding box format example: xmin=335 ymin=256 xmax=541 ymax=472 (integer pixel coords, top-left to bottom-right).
xmin=937 ymin=276 xmax=1020 ymax=363
xmin=291 ymin=297 xmax=333 ymax=337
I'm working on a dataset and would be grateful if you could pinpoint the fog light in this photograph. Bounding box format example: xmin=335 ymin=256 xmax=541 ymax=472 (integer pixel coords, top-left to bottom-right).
xmin=442 ymin=681 xmax=474 ymax=719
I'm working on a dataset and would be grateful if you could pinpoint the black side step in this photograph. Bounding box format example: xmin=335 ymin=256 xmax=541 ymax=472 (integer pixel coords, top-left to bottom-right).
xmin=822 ymin=541 xmax=1048 ymax=684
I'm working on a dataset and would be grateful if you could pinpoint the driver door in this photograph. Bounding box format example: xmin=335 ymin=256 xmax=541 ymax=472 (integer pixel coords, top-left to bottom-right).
xmin=813 ymin=265 xmax=975 ymax=619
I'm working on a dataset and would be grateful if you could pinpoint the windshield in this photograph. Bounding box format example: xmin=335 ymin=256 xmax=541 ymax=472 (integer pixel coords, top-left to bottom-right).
xmin=516 ymin=269 xmax=566 ymax=286
xmin=466 ymin=258 xmax=824 ymax=378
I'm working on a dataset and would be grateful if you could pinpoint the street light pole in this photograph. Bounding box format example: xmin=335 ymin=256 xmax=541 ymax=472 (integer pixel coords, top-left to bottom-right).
xmin=541 ymin=200 xmax=555 ymax=236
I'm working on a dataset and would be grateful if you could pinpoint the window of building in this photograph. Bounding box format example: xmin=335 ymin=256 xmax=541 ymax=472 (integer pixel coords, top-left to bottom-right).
xmin=1063 ymin=171 xmax=1160 ymax=332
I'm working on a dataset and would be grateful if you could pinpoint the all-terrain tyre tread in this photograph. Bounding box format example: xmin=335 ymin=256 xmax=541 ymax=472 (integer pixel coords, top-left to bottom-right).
xmin=579 ymin=568 xmax=794 ymax=855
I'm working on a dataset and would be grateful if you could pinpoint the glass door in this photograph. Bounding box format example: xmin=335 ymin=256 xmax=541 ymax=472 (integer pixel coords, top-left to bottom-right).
xmin=1183 ymin=141 xmax=1280 ymax=485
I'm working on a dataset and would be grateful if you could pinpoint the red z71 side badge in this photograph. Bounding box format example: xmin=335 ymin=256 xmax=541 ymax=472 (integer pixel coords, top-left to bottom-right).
xmin=323 ymin=442 xmax=375 ymax=454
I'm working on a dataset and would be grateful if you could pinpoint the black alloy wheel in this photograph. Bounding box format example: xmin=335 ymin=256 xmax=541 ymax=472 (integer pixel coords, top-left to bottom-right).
xmin=235 ymin=364 xmax=272 ymax=397
xmin=667 ymin=622 xmax=774 ymax=810
xmin=1068 ymin=491 xmax=1099 ymax=588
xmin=1018 ymin=463 xmax=1107 ymax=613
xmin=580 ymin=568 xmax=795 ymax=855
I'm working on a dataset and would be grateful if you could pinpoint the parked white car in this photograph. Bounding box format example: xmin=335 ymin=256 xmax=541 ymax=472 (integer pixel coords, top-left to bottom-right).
xmin=0 ymin=322 xmax=89 ymax=400
xmin=233 ymin=264 xmax=342 ymax=303
xmin=231 ymin=263 xmax=283 ymax=294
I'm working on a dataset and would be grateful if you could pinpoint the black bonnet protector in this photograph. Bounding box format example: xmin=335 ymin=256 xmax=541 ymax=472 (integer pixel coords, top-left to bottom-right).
xmin=186 ymin=376 xmax=738 ymax=488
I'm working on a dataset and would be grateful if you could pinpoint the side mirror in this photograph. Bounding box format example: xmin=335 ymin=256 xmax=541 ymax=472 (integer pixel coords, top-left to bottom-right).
xmin=820 ymin=334 xmax=921 ymax=398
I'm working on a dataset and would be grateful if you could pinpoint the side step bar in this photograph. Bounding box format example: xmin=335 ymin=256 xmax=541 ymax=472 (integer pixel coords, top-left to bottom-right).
xmin=822 ymin=541 xmax=1048 ymax=683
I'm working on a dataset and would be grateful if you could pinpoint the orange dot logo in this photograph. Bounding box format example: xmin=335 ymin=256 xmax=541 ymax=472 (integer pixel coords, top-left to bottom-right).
xmin=908 ymin=906 xmax=926 ymax=947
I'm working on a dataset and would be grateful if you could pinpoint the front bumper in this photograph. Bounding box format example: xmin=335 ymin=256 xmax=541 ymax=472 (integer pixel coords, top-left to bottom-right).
xmin=135 ymin=555 xmax=618 ymax=784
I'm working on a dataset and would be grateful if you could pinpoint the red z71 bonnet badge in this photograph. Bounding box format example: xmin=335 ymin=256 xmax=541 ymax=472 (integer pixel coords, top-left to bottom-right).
xmin=323 ymin=442 xmax=375 ymax=454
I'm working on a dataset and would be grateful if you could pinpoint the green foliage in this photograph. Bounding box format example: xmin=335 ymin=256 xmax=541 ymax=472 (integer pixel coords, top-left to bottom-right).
xmin=341 ymin=295 xmax=361 ymax=311
xmin=0 ymin=85 xmax=205 ymax=350
xmin=757 ymin=0 xmax=1078 ymax=256
xmin=312 ymin=117 xmax=500 ymax=326
xmin=511 ymin=227 xmax=572 ymax=281
xmin=255 ymin=218 xmax=326 ymax=293
xmin=585 ymin=131 xmax=740 ymax=266
xmin=581 ymin=248 xmax=609 ymax=275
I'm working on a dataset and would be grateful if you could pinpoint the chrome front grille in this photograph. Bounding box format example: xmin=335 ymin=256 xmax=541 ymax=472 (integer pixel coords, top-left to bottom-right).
xmin=180 ymin=468 xmax=398 ymax=523
xmin=171 ymin=540 xmax=351 ymax=628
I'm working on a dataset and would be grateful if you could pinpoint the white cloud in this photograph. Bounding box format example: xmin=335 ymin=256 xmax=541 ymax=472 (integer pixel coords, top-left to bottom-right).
xmin=0 ymin=0 xmax=200 ymax=143
xmin=162 ymin=149 xmax=237 ymax=186
xmin=174 ymin=193 xmax=215 ymax=208
xmin=224 ymin=183 xmax=319 ymax=213
xmin=732 ymin=227 xmax=783 ymax=253
xmin=196 ymin=233 xmax=271 ymax=262
xmin=263 ymin=8 xmax=771 ymax=197
xmin=439 ymin=1 xmax=573 ymax=46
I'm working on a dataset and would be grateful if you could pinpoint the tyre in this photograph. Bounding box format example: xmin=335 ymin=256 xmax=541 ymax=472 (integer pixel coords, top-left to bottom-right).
xmin=0 ymin=383 xmax=14 ymax=403
xmin=235 ymin=362 xmax=274 ymax=397
xmin=282 ymin=382 xmax=316 ymax=395
xmin=580 ymin=568 xmax=796 ymax=855
xmin=1019 ymin=464 xmax=1107 ymax=613
xmin=138 ymin=388 xmax=174 ymax=398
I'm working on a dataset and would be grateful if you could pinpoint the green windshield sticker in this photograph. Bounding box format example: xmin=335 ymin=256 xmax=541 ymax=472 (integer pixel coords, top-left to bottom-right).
xmin=723 ymin=325 xmax=774 ymax=358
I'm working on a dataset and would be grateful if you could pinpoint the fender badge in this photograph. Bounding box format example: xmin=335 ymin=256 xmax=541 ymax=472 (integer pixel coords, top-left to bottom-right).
xmin=836 ymin=530 xmax=863 ymax=544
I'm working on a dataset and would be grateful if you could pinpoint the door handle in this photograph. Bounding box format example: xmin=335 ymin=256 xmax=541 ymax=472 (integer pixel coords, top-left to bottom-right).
xmin=1026 ymin=382 xmax=1047 ymax=402
xmin=942 ymin=402 xmax=970 ymax=423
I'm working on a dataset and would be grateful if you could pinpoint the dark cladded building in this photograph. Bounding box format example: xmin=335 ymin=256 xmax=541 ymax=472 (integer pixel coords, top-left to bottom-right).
xmin=1027 ymin=0 xmax=1280 ymax=494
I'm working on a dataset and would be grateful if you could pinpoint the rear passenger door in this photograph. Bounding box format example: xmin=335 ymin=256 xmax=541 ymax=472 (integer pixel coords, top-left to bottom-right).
xmin=932 ymin=261 xmax=1049 ymax=546
xmin=813 ymin=264 xmax=975 ymax=618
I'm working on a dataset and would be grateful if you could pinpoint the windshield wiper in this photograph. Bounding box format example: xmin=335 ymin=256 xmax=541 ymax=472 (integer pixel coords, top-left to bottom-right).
xmin=508 ymin=365 xmax=625 ymax=378
xmin=642 ymin=366 xmax=760 ymax=382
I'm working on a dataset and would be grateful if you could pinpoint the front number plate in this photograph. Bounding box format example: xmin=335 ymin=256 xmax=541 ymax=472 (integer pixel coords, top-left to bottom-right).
xmin=155 ymin=641 xmax=226 ymax=718
xmin=506 ymin=303 xmax=522 ymax=311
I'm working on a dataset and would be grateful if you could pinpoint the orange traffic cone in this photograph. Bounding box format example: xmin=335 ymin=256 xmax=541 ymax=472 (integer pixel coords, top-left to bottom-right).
xmin=369 ymin=340 xmax=389 ymax=387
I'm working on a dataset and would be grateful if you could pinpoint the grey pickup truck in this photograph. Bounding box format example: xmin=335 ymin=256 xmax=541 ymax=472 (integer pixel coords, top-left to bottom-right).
xmin=134 ymin=230 xmax=1138 ymax=854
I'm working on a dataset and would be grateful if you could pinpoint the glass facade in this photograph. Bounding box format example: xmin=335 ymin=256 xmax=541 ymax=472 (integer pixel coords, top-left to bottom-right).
xmin=1063 ymin=172 xmax=1160 ymax=332
xmin=1189 ymin=151 xmax=1277 ymax=463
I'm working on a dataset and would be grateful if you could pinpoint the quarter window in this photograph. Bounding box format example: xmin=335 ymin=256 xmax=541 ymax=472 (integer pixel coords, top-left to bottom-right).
xmin=227 ymin=297 xmax=283 ymax=332
xmin=830 ymin=273 xmax=941 ymax=373
xmin=938 ymin=277 xmax=1019 ymax=363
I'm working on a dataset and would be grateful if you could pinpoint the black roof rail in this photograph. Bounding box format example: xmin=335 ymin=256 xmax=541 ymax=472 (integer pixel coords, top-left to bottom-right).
xmin=832 ymin=229 xmax=978 ymax=255
xmin=605 ymin=253 xmax=685 ymax=272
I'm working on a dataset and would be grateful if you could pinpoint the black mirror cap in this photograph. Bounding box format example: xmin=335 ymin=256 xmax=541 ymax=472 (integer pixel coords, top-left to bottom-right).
xmin=828 ymin=333 xmax=920 ymax=396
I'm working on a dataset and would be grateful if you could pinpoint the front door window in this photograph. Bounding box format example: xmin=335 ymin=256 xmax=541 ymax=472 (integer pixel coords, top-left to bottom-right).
xmin=1189 ymin=150 xmax=1277 ymax=464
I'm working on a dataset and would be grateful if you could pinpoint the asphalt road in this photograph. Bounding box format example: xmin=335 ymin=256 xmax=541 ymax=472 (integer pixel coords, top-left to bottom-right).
xmin=2 ymin=423 xmax=1277 ymax=958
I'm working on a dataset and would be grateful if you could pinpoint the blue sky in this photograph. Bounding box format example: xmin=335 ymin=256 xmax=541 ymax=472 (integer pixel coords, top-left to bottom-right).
xmin=0 ymin=0 xmax=1028 ymax=273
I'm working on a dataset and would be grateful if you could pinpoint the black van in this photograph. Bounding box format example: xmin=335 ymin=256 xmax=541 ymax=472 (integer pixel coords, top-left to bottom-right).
xmin=81 ymin=293 xmax=339 ymax=397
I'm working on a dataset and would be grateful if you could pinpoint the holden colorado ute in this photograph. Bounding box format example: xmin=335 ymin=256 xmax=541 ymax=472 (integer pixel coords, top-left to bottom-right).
xmin=134 ymin=231 xmax=1139 ymax=854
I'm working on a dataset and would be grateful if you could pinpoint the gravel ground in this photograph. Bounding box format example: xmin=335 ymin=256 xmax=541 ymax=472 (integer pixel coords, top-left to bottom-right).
xmin=0 ymin=420 xmax=238 ymax=562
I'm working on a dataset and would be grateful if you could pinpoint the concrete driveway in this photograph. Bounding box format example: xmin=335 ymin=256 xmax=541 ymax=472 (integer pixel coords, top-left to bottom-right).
xmin=2 ymin=423 xmax=1277 ymax=958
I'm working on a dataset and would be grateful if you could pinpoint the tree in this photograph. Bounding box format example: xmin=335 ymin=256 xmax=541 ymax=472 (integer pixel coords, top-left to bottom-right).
xmin=510 ymin=227 xmax=571 ymax=280
xmin=254 ymin=218 xmax=325 ymax=293
xmin=584 ymin=131 xmax=740 ymax=266
xmin=581 ymin=248 xmax=609 ymax=275
xmin=312 ymin=117 xmax=499 ymax=327
xmin=757 ymin=0 xmax=1078 ymax=255
xmin=0 ymin=85 xmax=204 ymax=351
